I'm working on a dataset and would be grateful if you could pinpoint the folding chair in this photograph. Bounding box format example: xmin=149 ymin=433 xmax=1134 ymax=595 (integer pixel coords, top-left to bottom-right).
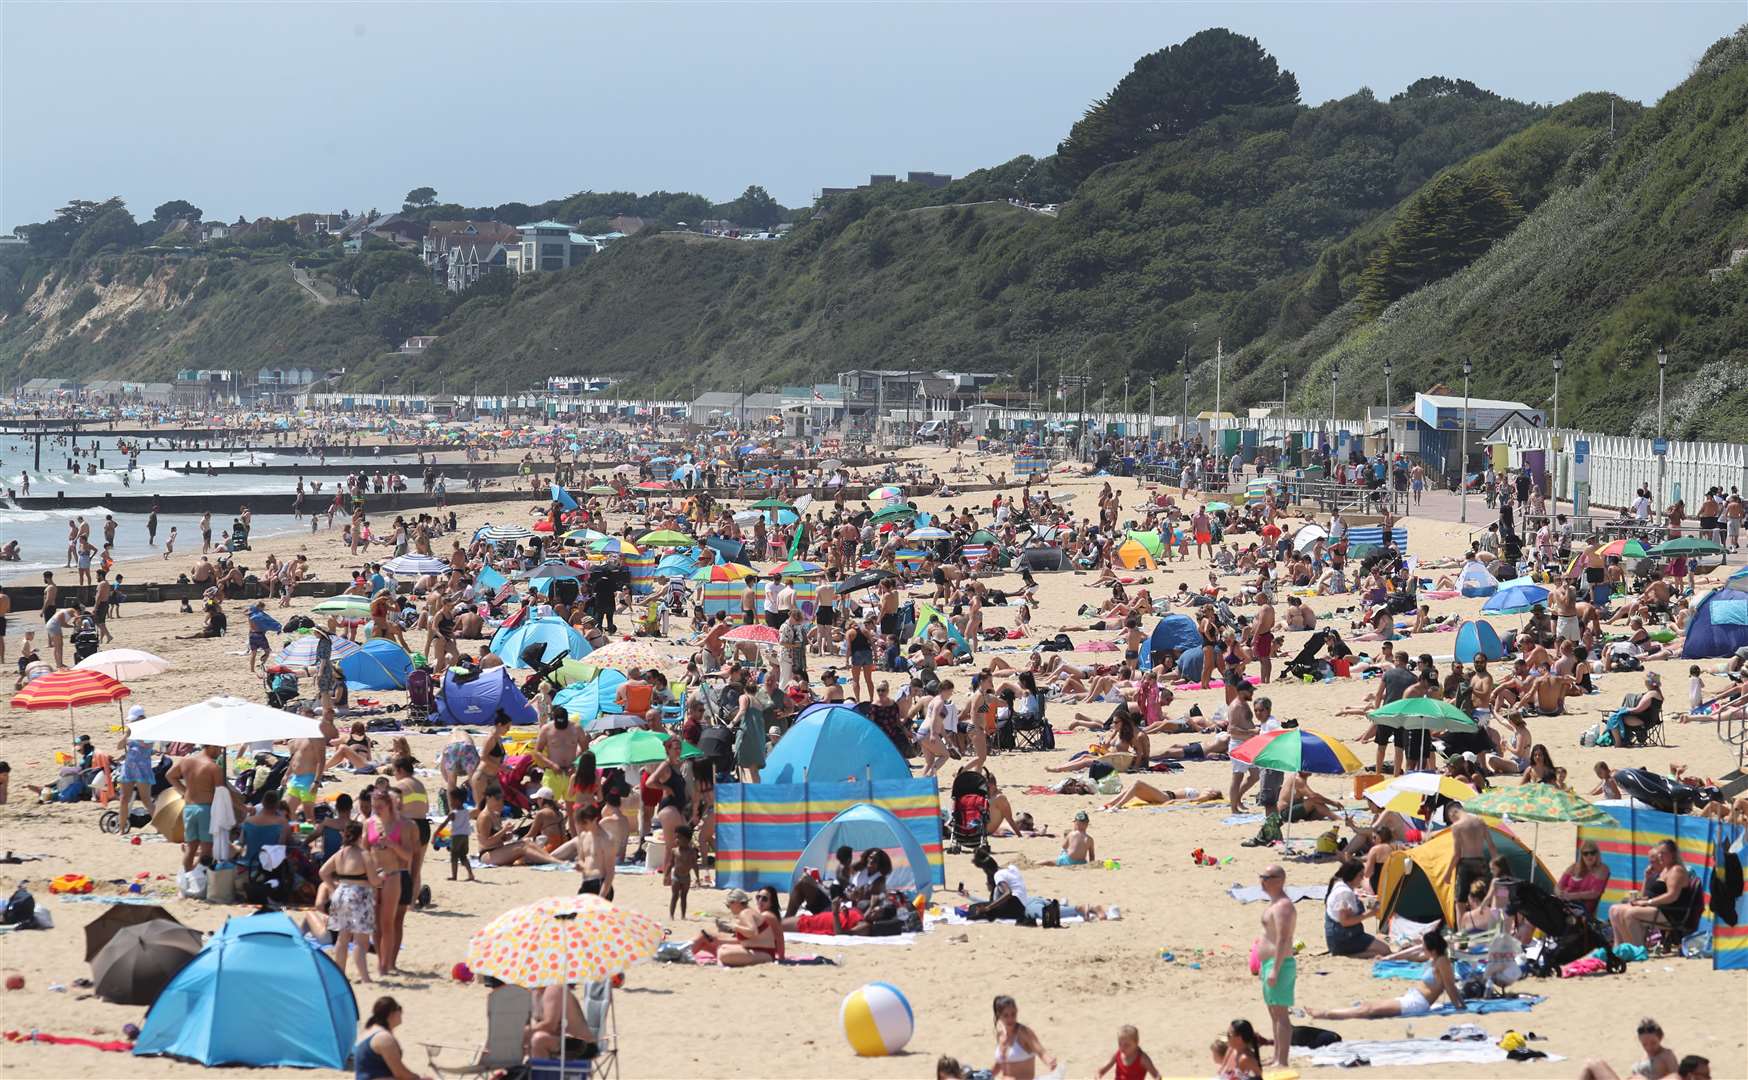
xmin=581 ymin=980 xmax=619 ymax=1079
xmin=1009 ymin=693 xmax=1051 ymax=752
xmin=425 ymin=984 xmax=532 ymax=1078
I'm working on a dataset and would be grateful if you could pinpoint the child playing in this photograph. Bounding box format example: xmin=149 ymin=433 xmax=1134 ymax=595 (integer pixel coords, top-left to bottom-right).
xmin=1096 ymin=1025 xmax=1160 ymax=1080
xmin=448 ymin=786 xmax=475 ymax=882
xmin=162 ymin=527 xmax=177 ymax=560
xmin=1689 ymin=665 xmax=1706 ymax=713
xmin=1059 ymin=810 xmax=1096 ymax=865
xmin=669 ymin=823 xmax=698 ymax=919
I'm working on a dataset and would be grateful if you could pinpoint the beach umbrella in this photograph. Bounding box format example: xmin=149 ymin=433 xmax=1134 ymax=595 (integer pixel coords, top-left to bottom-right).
xmin=1362 ymin=772 xmax=1478 ymax=815
xmin=76 ymin=649 xmax=171 ymax=682
xmin=481 ymin=523 xmax=534 ymax=544
xmin=583 ymin=485 xmax=617 ymax=496
xmin=490 ymin=616 xmax=589 ymax=667
xmin=1650 ymin=537 xmax=1725 ymax=557
xmin=634 ymin=480 xmax=671 ymax=491
xmin=11 ymin=669 xmax=131 ymax=740
xmin=870 ymin=505 xmax=916 ymax=524
xmin=692 ymin=563 xmax=756 ymax=582
xmin=613 ymin=463 xmax=639 ymax=475
xmin=657 ymin=553 xmax=699 ymax=578
xmin=311 ymin=594 xmax=372 ymax=622
xmin=748 ymin=498 xmax=797 ymax=514
xmin=274 ymin=633 xmax=362 ymax=670
xmin=1598 ymin=538 xmax=1648 ymax=560
xmin=466 ymin=893 xmax=662 ymax=998
xmin=381 ymin=553 xmax=449 ymax=576
xmin=129 ymin=696 xmax=325 ymax=745
xmin=906 ymin=526 xmax=952 ymax=541
xmin=838 ymin=568 xmax=897 ymax=594
xmin=578 ymin=639 xmax=686 ymax=677
xmin=1461 ymin=783 xmax=1611 ymax=825
xmin=527 ymin=560 xmax=583 ymax=580
xmin=84 ymin=904 xmax=178 ymax=962
xmin=92 ymin=919 xmax=204 ymax=1006
xmin=638 ymin=529 xmax=694 ymax=547
xmin=562 ymin=527 xmax=611 ymax=545
xmin=723 ymin=624 xmax=780 ymax=645
xmin=1231 ymin=727 xmax=1362 ymax=774
xmin=776 ymin=559 xmax=825 ymax=580
xmin=871 ymin=485 xmax=903 ymax=501
xmin=1367 ymin=697 xmax=1479 ymax=731
xmin=590 ymin=537 xmax=642 ymax=557
xmin=1482 ymin=583 xmax=1549 ymax=615
xmin=1204 ymin=501 xmax=1231 ymax=513
xmin=592 ymin=729 xmax=702 ymax=768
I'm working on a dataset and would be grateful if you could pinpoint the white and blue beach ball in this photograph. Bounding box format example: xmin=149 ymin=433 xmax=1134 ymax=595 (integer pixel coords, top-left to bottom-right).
xmin=840 ymin=981 xmax=914 ymax=1057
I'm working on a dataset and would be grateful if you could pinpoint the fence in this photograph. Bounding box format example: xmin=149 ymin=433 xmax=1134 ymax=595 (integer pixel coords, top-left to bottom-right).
xmin=1495 ymin=427 xmax=1748 ymax=513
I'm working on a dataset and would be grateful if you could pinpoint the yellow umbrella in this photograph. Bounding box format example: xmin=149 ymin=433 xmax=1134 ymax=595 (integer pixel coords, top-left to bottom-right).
xmin=1362 ymin=772 xmax=1478 ymax=815
xmin=466 ymin=894 xmax=663 ymax=988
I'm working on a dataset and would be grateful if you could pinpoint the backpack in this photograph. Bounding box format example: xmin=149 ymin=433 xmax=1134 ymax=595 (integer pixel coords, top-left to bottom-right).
xmin=2 ymin=885 xmax=35 ymax=926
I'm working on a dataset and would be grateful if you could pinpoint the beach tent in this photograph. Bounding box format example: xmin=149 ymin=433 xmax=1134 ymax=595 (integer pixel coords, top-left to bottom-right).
xmin=1175 ymin=647 xmax=1206 ymax=684
xmin=1114 ymin=539 xmax=1156 ymax=570
xmin=791 ymin=803 xmax=933 ymax=901
xmin=657 ymin=553 xmax=698 ymax=579
xmin=134 ymin=912 xmax=357 ymax=1069
xmin=1682 ymin=585 xmax=1748 ymax=659
xmin=552 ymin=667 xmax=636 ymax=731
xmin=1139 ymin=614 xmax=1203 ymax=672
xmin=339 ymin=638 xmax=414 ymax=691
xmin=549 ymin=483 xmax=578 ymax=511
xmin=1458 ymin=561 xmax=1499 ymax=598
xmin=476 ymin=565 xmax=508 ymax=593
xmin=704 ymin=536 xmax=751 ymax=567
xmin=1291 ymin=523 xmax=1327 ymax=553
xmin=1453 ymin=620 xmax=1506 ymax=663
xmin=1377 ymin=825 xmax=1553 ymax=927
xmin=913 ymin=602 xmax=971 ymax=658
xmin=1124 ymin=531 xmax=1165 ymax=558
xmin=716 ymin=777 xmax=944 ymax=892
xmin=434 ymin=666 xmax=538 ymax=728
xmin=490 ymin=616 xmax=589 ymax=667
xmin=1017 ymin=546 xmax=1069 ymax=572
xmin=763 ymin=704 xmax=912 ymax=784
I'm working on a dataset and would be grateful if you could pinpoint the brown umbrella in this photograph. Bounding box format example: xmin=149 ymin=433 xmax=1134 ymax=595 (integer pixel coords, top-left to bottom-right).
xmin=150 ymin=786 xmax=245 ymax=845
xmin=91 ymin=920 xmax=204 ymax=1005
xmin=83 ymin=903 xmax=177 ymax=962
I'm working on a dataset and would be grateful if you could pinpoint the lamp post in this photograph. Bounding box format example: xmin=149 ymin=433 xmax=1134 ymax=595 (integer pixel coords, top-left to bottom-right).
xmin=1459 ymin=359 xmax=1473 ymax=523
xmin=1148 ymin=378 xmax=1156 ymax=442
xmin=1656 ymin=346 xmax=1668 ymax=510
xmin=1329 ymin=364 xmax=1339 ymax=464
xmin=1382 ymin=357 xmax=1393 ymax=462
xmin=1180 ymin=365 xmax=1190 ymax=444
xmin=1551 ymin=354 xmax=1562 ymax=521
xmin=1123 ymin=375 xmax=1130 ymax=436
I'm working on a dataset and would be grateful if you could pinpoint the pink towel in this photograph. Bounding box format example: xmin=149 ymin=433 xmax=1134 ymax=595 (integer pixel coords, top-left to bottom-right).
xmin=1559 ymin=956 xmax=1608 ymax=978
xmin=1172 ymin=676 xmax=1260 ymax=691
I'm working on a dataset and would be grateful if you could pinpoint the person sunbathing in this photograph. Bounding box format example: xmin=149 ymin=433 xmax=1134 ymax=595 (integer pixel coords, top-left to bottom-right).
xmin=1100 ymin=781 xmax=1221 ymax=810
xmin=1306 ymin=930 xmax=1465 ymax=1020
xmin=1272 ymin=773 xmax=1348 ymax=822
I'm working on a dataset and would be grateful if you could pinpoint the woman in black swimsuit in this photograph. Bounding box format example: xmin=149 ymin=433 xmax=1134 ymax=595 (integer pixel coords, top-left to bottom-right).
xmin=649 ymin=737 xmax=691 ymax=886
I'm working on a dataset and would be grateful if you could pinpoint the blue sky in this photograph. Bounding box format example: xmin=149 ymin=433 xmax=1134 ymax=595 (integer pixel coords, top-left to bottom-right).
xmin=2 ymin=1 xmax=1741 ymax=228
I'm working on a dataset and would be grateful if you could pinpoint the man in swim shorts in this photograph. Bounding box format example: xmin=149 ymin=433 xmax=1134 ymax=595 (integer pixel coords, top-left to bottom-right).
xmin=1258 ymin=864 xmax=1297 ymax=1069
xmin=167 ymin=744 xmax=223 ymax=871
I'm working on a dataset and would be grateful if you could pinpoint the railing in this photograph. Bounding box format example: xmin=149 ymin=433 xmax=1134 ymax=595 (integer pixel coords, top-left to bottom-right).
xmin=1718 ymin=709 xmax=1748 ymax=772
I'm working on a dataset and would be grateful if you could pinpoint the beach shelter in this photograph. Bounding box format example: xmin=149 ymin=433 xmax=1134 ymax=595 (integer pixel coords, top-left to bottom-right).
xmin=1291 ymin=523 xmax=1327 ymax=553
xmin=704 ymin=536 xmax=751 ymax=567
xmin=549 ymin=483 xmax=578 ymax=511
xmin=913 ymin=602 xmax=971 ymax=658
xmin=763 ymin=704 xmax=912 ymax=784
xmin=1577 ymin=803 xmax=1745 ymax=968
xmin=1124 ymin=531 xmax=1165 ymax=558
xmin=434 ymin=666 xmax=538 ymax=728
xmin=657 ymin=553 xmax=699 ymax=579
xmin=1138 ymin=614 xmax=1202 ymax=672
xmin=1682 ymin=585 xmax=1748 ymax=659
xmin=791 ymin=803 xmax=934 ymax=900
xmin=1016 ymin=546 xmax=1070 ymax=572
xmin=133 ymin=912 xmax=357 ymax=1069
xmin=490 ymin=615 xmax=589 ymax=667
xmin=1377 ymin=825 xmax=1554 ymax=927
xmin=552 ymin=668 xmax=636 ymax=731
xmin=1453 ymin=620 xmax=1506 ymax=663
xmin=339 ymin=638 xmax=414 ymax=691
xmin=1457 ymin=561 xmax=1499 ymax=598
xmin=1114 ymin=539 xmax=1156 ymax=570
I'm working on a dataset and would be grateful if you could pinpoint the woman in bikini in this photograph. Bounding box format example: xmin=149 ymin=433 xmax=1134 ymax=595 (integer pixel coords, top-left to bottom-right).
xmin=469 ymin=715 xmax=511 ymax=808
xmin=364 ymin=789 xmax=416 ymax=976
xmin=693 ymin=886 xmax=785 ymax=967
xmin=646 ymin=737 xmax=691 ymax=884
xmin=992 ymin=994 xmax=1058 ymax=1080
xmin=473 ymin=789 xmax=563 ymax=866
xmin=319 ymin=819 xmax=381 ymax=982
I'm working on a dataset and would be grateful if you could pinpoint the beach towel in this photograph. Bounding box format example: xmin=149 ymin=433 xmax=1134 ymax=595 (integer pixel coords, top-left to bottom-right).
xmin=1172 ymin=676 xmax=1260 ymax=691
xmin=784 ymin=931 xmax=917 ymax=947
xmin=52 ymin=894 xmax=170 ymax=906
xmin=1221 ymin=813 xmax=1266 ymax=826
xmin=4 ymin=1031 xmax=134 ymax=1053
xmin=1370 ymin=959 xmax=1481 ymax=981
xmin=1228 ymin=883 xmax=1327 ymax=904
xmin=1309 ymin=1038 xmax=1560 ymax=1068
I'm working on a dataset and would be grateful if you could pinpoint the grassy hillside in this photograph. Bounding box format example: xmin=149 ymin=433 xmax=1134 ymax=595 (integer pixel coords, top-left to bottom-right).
xmin=1244 ymin=28 xmax=1748 ymax=439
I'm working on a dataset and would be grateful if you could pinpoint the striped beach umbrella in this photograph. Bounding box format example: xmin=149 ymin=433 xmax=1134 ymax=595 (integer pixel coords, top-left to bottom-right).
xmin=481 ymin=523 xmax=534 ymax=543
xmin=1231 ymin=727 xmax=1362 ymax=774
xmin=11 ymin=668 xmax=131 ymax=739
xmin=311 ymin=595 xmax=372 ymax=623
xmin=381 ymin=553 xmax=450 ymax=576
xmin=871 ymin=485 xmax=903 ymax=502
xmin=274 ymin=633 xmax=363 ymax=671
xmin=590 ymin=537 xmax=642 ymax=557
xmin=1362 ymin=772 xmax=1478 ymax=814
xmin=692 ymin=563 xmax=756 ymax=582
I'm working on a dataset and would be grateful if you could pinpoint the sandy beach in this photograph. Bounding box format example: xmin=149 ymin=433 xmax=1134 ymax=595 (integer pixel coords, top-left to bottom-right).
xmin=2 ymin=441 xmax=1743 ymax=1080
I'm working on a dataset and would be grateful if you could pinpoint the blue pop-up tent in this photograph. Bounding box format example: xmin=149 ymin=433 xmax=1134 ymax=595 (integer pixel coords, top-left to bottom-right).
xmin=1683 ymin=586 xmax=1748 ymax=659
xmin=1454 ymin=620 xmax=1506 ymax=662
xmin=553 ymin=668 xmax=637 ymax=731
xmin=340 ymin=637 xmax=414 ymax=691
xmin=434 ymin=666 xmax=538 ymax=727
xmin=763 ymin=704 xmax=911 ymax=783
xmin=791 ymin=803 xmax=933 ymax=900
xmin=1139 ymin=614 xmax=1202 ymax=671
xmin=490 ymin=615 xmax=589 ymax=667
xmin=549 ymin=483 xmax=578 ymax=510
xmin=134 ymin=912 xmax=356 ymax=1069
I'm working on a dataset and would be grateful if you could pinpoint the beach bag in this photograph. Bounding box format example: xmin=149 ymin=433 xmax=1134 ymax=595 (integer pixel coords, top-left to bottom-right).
xmin=1 ymin=885 xmax=35 ymax=926
xmin=1096 ymin=772 xmax=1123 ymax=795
xmin=178 ymin=865 xmax=209 ymax=899
xmin=205 ymin=862 xmax=237 ymax=903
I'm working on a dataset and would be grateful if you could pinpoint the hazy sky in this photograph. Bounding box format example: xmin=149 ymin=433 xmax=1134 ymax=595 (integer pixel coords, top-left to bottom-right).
xmin=3 ymin=2 xmax=1742 ymax=229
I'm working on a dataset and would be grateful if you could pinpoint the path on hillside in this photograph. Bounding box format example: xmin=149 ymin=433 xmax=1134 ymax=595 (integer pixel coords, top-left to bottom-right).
xmin=288 ymin=264 xmax=350 ymax=306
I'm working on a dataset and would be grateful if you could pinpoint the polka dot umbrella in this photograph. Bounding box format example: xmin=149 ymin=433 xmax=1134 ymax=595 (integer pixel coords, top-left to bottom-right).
xmin=466 ymin=894 xmax=663 ymax=988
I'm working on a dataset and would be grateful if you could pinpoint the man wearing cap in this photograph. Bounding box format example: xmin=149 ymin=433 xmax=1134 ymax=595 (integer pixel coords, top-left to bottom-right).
xmin=114 ymin=705 xmax=156 ymax=833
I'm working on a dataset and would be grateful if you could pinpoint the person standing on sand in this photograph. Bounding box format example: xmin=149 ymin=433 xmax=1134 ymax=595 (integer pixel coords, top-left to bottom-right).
xmin=167 ymin=745 xmax=223 ymax=871
xmin=199 ymin=511 xmax=212 ymax=553
xmin=1441 ymin=806 xmax=1498 ymax=921
xmin=1257 ymin=864 xmax=1296 ymax=1071
xmin=389 ymin=756 xmax=431 ymax=909
xmin=0 ymin=589 xmax=11 ymax=665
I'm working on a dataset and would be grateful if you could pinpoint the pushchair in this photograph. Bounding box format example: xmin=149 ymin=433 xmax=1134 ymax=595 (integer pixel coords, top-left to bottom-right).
xmin=71 ymin=617 xmax=101 ymax=664
xmin=1508 ymin=879 xmax=1622 ymax=976
xmin=1282 ymin=630 xmax=1333 ymax=681
xmin=946 ymin=768 xmax=990 ymax=850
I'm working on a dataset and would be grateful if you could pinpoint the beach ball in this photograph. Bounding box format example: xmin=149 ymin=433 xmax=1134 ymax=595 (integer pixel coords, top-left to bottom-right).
xmin=840 ymin=981 xmax=914 ymax=1057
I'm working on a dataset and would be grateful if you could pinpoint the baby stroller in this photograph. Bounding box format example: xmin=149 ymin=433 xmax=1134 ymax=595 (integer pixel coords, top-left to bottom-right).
xmin=1508 ymin=879 xmax=1622 ymax=976
xmin=264 ymin=666 xmax=300 ymax=709
xmin=946 ymin=768 xmax=990 ymax=851
xmin=1282 ymin=630 xmax=1333 ymax=681
xmin=71 ymin=617 xmax=101 ymax=664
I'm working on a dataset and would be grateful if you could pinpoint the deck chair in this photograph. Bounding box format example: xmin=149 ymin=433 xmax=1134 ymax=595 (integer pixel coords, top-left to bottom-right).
xmin=1009 ymin=693 xmax=1052 ymax=752
xmin=425 ymin=984 xmax=532 ymax=1078
xmin=581 ymin=980 xmax=619 ymax=1079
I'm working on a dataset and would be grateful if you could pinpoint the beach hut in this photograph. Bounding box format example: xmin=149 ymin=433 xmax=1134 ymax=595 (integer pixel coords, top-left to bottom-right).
xmin=1681 ymin=585 xmax=1748 ymax=659
xmin=134 ymin=912 xmax=357 ymax=1069
xmin=339 ymin=638 xmax=414 ymax=691
xmin=791 ymin=803 xmax=934 ymax=900
xmin=1453 ymin=620 xmax=1506 ymax=663
xmin=1138 ymin=614 xmax=1203 ymax=672
xmin=763 ymin=704 xmax=912 ymax=784
xmin=1377 ymin=825 xmax=1553 ymax=928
